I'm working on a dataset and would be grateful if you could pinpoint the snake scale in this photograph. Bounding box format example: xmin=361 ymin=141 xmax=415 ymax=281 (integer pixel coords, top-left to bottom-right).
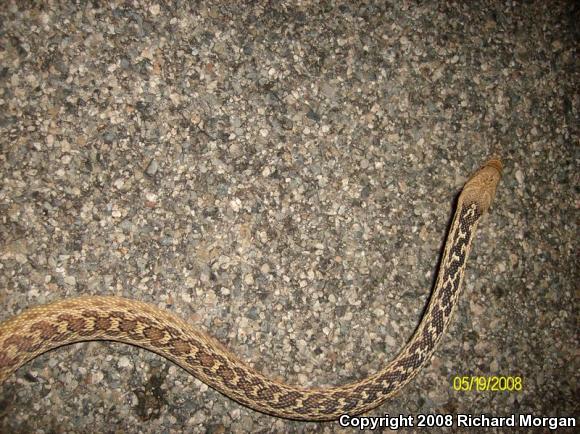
xmin=0 ymin=159 xmax=502 ymax=421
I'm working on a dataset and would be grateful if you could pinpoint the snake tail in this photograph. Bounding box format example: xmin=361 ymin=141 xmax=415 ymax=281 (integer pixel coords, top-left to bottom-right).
xmin=0 ymin=159 xmax=502 ymax=420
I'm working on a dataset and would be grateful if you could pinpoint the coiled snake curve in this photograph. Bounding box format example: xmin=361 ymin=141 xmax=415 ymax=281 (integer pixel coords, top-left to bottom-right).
xmin=0 ymin=159 xmax=502 ymax=421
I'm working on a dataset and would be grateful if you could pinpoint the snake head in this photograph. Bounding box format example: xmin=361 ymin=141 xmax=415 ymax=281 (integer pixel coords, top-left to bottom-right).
xmin=460 ymin=159 xmax=503 ymax=214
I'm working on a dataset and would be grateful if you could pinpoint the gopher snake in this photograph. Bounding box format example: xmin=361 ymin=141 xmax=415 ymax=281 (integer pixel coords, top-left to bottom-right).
xmin=0 ymin=160 xmax=502 ymax=420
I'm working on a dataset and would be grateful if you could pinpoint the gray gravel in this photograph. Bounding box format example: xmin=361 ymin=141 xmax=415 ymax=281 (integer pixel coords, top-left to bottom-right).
xmin=0 ymin=1 xmax=577 ymax=433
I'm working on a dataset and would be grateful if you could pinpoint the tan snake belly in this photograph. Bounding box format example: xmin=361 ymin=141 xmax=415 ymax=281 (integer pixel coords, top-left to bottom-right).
xmin=0 ymin=160 xmax=502 ymax=421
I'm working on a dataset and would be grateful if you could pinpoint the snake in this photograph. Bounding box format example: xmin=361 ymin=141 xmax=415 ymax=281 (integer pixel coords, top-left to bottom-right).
xmin=0 ymin=159 xmax=502 ymax=421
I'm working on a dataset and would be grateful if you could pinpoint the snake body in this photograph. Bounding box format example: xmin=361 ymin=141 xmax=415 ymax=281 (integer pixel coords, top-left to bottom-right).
xmin=0 ymin=160 xmax=502 ymax=420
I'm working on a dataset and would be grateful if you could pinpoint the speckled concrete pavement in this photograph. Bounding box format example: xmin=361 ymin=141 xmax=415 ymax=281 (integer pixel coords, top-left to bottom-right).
xmin=0 ymin=1 xmax=577 ymax=433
